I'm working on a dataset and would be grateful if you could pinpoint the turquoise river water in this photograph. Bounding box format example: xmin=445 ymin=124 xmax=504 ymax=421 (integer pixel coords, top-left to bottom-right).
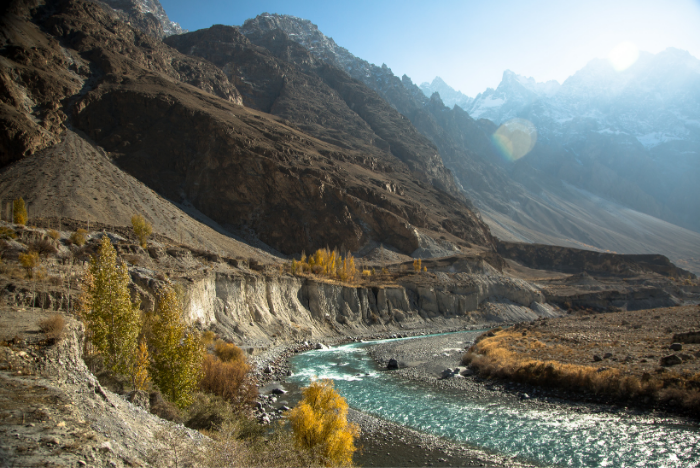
xmin=289 ymin=332 xmax=700 ymax=468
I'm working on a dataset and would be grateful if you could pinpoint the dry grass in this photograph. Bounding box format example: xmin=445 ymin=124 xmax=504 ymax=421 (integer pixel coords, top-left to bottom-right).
xmin=37 ymin=314 xmax=65 ymax=342
xmin=465 ymin=328 xmax=700 ymax=416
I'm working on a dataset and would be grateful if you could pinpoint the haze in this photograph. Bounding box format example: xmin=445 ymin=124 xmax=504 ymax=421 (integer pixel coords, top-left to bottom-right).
xmin=160 ymin=0 xmax=700 ymax=96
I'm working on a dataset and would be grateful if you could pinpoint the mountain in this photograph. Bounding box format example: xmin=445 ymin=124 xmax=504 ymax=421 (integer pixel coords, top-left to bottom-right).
xmin=237 ymin=14 xmax=700 ymax=275
xmin=99 ymin=0 xmax=186 ymax=37
xmin=0 ymin=0 xmax=494 ymax=258
xmin=419 ymin=77 xmax=473 ymax=110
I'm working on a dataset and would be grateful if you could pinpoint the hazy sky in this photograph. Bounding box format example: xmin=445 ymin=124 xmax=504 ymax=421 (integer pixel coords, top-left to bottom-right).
xmin=159 ymin=0 xmax=700 ymax=97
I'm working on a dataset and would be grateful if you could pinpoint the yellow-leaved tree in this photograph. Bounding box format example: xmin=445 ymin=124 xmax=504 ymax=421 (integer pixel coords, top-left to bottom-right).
xmin=131 ymin=214 xmax=152 ymax=249
xmin=149 ymin=286 xmax=204 ymax=408
xmin=13 ymin=198 xmax=27 ymax=225
xmin=80 ymin=236 xmax=141 ymax=377
xmin=133 ymin=339 xmax=151 ymax=391
xmin=287 ymin=379 xmax=359 ymax=467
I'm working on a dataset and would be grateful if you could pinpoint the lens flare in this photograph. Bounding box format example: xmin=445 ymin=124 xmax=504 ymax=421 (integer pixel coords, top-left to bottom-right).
xmin=608 ymin=41 xmax=639 ymax=71
xmin=491 ymin=118 xmax=537 ymax=161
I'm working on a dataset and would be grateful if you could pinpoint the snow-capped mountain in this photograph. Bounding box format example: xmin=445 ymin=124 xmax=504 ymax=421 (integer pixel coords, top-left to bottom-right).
xmin=419 ymin=77 xmax=473 ymax=110
xmin=466 ymin=70 xmax=560 ymax=123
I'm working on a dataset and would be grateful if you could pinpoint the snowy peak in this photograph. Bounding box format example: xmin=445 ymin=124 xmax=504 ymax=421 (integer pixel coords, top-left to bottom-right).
xmin=419 ymin=77 xmax=473 ymax=110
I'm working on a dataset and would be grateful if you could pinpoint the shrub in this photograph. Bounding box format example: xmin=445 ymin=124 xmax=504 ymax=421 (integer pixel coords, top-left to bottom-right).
xmin=47 ymin=229 xmax=60 ymax=241
xmin=0 ymin=227 xmax=16 ymax=240
xmin=30 ymin=239 xmax=57 ymax=257
xmin=13 ymin=198 xmax=27 ymax=225
xmin=200 ymin=354 xmax=257 ymax=411
xmin=287 ymin=379 xmax=359 ymax=467
xmin=69 ymin=229 xmax=88 ymax=246
xmin=202 ymin=330 xmax=217 ymax=347
xmin=38 ymin=314 xmax=65 ymax=342
xmin=131 ymin=214 xmax=153 ymax=249
xmin=18 ymin=251 xmax=39 ymax=278
xmin=214 ymin=340 xmax=245 ymax=363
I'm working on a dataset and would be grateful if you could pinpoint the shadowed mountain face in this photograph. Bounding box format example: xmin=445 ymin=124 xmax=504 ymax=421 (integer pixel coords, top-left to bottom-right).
xmin=0 ymin=0 xmax=494 ymax=257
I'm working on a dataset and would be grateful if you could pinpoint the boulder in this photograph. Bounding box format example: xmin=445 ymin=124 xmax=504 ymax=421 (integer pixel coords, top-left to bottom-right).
xmin=593 ymin=355 xmax=602 ymax=362
xmin=315 ymin=343 xmax=328 ymax=350
xmin=659 ymin=354 xmax=682 ymax=367
xmin=440 ymin=369 xmax=455 ymax=378
xmin=387 ymin=358 xmax=399 ymax=370
xmin=670 ymin=343 xmax=683 ymax=351
xmin=271 ymin=387 xmax=287 ymax=395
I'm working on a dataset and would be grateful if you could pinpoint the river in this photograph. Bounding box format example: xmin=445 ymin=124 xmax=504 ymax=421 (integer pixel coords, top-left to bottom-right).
xmin=288 ymin=331 xmax=700 ymax=468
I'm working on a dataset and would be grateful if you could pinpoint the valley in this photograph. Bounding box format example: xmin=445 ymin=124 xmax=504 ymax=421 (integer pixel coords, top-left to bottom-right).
xmin=1 ymin=0 xmax=699 ymax=466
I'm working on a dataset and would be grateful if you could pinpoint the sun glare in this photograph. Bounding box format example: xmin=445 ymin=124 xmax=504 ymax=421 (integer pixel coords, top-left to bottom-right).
xmin=607 ymin=41 xmax=639 ymax=72
xmin=491 ymin=118 xmax=537 ymax=161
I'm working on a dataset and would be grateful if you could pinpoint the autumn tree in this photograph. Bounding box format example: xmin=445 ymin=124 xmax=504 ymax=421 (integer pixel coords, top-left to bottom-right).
xmin=13 ymin=198 xmax=27 ymax=225
xmin=413 ymin=258 xmax=422 ymax=272
xmin=287 ymin=379 xmax=359 ymax=467
xmin=131 ymin=214 xmax=153 ymax=248
xmin=150 ymin=286 xmax=204 ymax=409
xmin=19 ymin=251 xmax=39 ymax=278
xmin=133 ymin=339 xmax=151 ymax=391
xmin=80 ymin=236 xmax=141 ymax=377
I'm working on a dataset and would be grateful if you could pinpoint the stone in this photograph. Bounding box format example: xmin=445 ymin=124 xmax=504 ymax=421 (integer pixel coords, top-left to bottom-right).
xmin=387 ymin=358 xmax=399 ymax=369
xmin=459 ymin=368 xmax=475 ymax=376
xmin=603 ymin=353 xmax=613 ymax=359
xmin=670 ymin=343 xmax=683 ymax=351
xmin=593 ymin=355 xmax=602 ymax=362
xmin=659 ymin=354 xmax=682 ymax=367
xmin=271 ymin=387 xmax=287 ymax=395
xmin=41 ymin=436 xmax=60 ymax=445
xmin=126 ymin=390 xmax=150 ymax=411
xmin=264 ymin=365 xmax=273 ymax=373
xmin=441 ymin=369 xmax=455 ymax=378
xmin=315 ymin=343 xmax=328 ymax=350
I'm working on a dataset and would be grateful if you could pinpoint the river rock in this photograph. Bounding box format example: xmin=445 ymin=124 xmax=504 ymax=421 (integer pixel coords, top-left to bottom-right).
xmin=315 ymin=343 xmax=328 ymax=350
xmin=387 ymin=358 xmax=399 ymax=369
xmin=659 ymin=354 xmax=682 ymax=367
xmin=271 ymin=387 xmax=287 ymax=395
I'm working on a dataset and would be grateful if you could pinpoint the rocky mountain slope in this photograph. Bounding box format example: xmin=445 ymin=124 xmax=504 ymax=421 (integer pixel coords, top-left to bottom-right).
xmin=420 ymin=76 xmax=473 ymax=109
xmin=0 ymin=0 xmax=494 ymax=258
xmin=239 ymin=14 xmax=700 ymax=275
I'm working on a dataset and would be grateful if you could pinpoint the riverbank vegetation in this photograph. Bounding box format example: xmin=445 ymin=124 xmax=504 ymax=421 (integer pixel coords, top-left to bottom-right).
xmin=463 ymin=315 xmax=700 ymax=417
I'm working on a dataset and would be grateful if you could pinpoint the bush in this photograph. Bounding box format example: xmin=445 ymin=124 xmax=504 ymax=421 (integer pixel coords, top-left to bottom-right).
xmin=30 ymin=239 xmax=58 ymax=257
xmin=69 ymin=229 xmax=87 ymax=246
xmin=18 ymin=251 xmax=39 ymax=278
xmin=200 ymin=354 xmax=257 ymax=411
xmin=47 ymin=229 xmax=60 ymax=241
xmin=38 ymin=314 xmax=65 ymax=342
xmin=0 ymin=227 xmax=16 ymax=240
xmin=131 ymin=214 xmax=153 ymax=249
xmin=287 ymin=379 xmax=359 ymax=467
xmin=214 ymin=340 xmax=245 ymax=363
xmin=13 ymin=198 xmax=27 ymax=225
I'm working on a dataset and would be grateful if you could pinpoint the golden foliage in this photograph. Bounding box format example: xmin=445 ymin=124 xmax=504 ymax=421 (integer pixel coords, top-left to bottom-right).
xmin=413 ymin=258 xmax=421 ymax=272
xmin=134 ymin=339 xmax=151 ymax=391
xmin=80 ymin=236 xmax=141 ymax=377
xmin=131 ymin=214 xmax=153 ymax=248
xmin=293 ymin=248 xmax=358 ymax=284
xmin=70 ymin=229 xmax=88 ymax=246
xmin=13 ymin=198 xmax=27 ymax=225
xmin=19 ymin=251 xmax=39 ymax=278
xmin=47 ymin=229 xmax=60 ymax=241
xmin=200 ymin=354 xmax=258 ymax=411
xmin=150 ymin=286 xmax=204 ymax=409
xmin=214 ymin=340 xmax=245 ymax=363
xmin=287 ymin=379 xmax=359 ymax=467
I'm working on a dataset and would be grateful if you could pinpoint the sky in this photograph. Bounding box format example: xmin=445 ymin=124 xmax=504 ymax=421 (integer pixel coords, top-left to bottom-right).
xmin=159 ymin=0 xmax=700 ymax=97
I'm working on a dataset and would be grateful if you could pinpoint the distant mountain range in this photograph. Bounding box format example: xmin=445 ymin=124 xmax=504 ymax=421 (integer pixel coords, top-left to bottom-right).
xmin=236 ymin=13 xmax=700 ymax=274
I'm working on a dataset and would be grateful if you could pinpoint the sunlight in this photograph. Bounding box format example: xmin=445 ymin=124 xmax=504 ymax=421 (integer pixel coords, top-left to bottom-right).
xmin=608 ymin=41 xmax=639 ymax=71
xmin=491 ymin=118 xmax=537 ymax=161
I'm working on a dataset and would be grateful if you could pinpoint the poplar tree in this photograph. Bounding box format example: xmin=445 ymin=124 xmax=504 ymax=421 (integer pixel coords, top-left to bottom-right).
xmin=288 ymin=379 xmax=359 ymax=467
xmin=13 ymin=198 xmax=27 ymax=225
xmin=81 ymin=236 xmax=140 ymax=377
xmin=150 ymin=286 xmax=204 ymax=408
xmin=131 ymin=214 xmax=153 ymax=248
